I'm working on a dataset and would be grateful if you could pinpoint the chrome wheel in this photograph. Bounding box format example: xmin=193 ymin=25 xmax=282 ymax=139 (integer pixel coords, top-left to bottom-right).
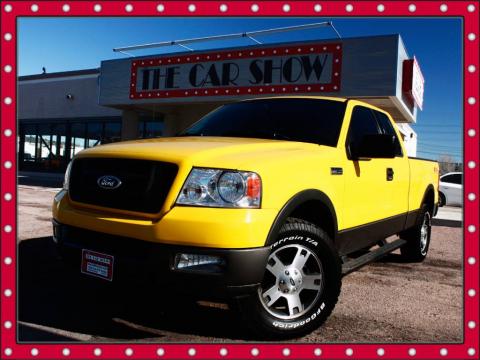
xmin=258 ymin=244 xmax=324 ymax=320
xmin=420 ymin=212 xmax=431 ymax=256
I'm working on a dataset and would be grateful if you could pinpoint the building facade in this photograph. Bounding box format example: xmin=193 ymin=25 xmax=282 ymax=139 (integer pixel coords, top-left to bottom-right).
xmin=18 ymin=34 xmax=421 ymax=173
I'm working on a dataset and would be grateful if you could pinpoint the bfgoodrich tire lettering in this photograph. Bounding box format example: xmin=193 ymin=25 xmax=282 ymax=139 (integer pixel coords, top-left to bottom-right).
xmin=236 ymin=218 xmax=342 ymax=339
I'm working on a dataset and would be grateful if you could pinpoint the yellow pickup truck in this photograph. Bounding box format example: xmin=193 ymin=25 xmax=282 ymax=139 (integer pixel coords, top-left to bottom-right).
xmin=52 ymin=96 xmax=439 ymax=338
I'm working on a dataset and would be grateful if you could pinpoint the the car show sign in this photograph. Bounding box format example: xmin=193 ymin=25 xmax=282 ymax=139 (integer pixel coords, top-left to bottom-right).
xmin=129 ymin=42 xmax=343 ymax=99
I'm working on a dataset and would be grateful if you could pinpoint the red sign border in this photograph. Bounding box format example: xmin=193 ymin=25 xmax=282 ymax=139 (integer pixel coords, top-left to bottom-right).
xmin=1 ymin=1 xmax=478 ymax=360
xmin=129 ymin=43 xmax=343 ymax=99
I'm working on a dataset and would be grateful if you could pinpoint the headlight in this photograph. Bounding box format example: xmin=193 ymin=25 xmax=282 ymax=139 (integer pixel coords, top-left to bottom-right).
xmin=176 ymin=168 xmax=261 ymax=208
xmin=63 ymin=161 xmax=72 ymax=191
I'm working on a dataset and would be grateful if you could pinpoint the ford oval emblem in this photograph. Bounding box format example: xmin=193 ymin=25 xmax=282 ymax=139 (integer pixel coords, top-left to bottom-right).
xmin=97 ymin=175 xmax=122 ymax=190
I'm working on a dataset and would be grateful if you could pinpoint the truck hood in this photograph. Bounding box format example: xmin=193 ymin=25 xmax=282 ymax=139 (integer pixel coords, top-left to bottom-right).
xmin=76 ymin=136 xmax=323 ymax=169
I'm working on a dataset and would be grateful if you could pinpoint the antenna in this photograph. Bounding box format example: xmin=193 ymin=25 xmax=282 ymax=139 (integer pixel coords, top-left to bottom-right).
xmin=113 ymin=21 xmax=341 ymax=54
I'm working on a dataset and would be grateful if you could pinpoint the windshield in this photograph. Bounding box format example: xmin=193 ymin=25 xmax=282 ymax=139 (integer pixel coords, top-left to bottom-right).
xmin=180 ymin=98 xmax=347 ymax=147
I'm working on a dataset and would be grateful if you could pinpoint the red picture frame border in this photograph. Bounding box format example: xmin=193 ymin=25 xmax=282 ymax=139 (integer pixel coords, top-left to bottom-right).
xmin=1 ymin=1 xmax=478 ymax=359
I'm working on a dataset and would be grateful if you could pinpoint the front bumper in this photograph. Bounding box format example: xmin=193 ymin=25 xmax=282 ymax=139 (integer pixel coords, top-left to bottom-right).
xmin=52 ymin=189 xmax=277 ymax=249
xmin=53 ymin=221 xmax=270 ymax=300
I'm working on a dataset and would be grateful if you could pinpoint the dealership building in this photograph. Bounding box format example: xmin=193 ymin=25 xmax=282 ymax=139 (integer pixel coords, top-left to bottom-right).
xmin=18 ymin=34 xmax=422 ymax=173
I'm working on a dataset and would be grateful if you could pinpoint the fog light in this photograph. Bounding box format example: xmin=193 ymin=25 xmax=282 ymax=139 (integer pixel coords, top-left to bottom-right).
xmin=175 ymin=253 xmax=226 ymax=273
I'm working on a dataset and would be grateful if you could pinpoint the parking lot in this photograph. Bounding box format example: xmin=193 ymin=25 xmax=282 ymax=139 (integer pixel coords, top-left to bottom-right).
xmin=17 ymin=182 xmax=463 ymax=343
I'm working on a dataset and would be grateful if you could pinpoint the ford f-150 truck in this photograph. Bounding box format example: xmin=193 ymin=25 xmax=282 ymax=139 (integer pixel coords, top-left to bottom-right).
xmin=52 ymin=97 xmax=439 ymax=338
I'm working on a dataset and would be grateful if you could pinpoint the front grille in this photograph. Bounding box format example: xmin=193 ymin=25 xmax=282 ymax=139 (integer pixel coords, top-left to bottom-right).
xmin=69 ymin=158 xmax=178 ymax=214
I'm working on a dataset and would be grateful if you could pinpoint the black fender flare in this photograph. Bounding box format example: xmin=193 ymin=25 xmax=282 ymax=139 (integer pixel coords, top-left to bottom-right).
xmin=419 ymin=184 xmax=437 ymax=221
xmin=264 ymin=189 xmax=338 ymax=246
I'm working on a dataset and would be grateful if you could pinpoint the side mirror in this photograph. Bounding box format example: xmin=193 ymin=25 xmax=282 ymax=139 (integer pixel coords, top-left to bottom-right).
xmin=351 ymin=134 xmax=396 ymax=159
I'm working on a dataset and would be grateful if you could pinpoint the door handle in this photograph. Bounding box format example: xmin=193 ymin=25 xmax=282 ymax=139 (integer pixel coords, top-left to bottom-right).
xmin=387 ymin=168 xmax=394 ymax=181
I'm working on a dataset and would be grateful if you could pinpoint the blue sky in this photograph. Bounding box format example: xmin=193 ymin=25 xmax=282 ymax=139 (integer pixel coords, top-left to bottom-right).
xmin=17 ymin=17 xmax=462 ymax=161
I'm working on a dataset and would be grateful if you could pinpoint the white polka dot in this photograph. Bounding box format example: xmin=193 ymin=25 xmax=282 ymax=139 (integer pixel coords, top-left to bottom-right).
xmin=283 ymin=348 xmax=290 ymax=356
xmin=4 ymin=97 xmax=12 ymax=105
xmin=4 ymin=256 xmax=12 ymax=264
xmin=468 ymin=257 xmax=476 ymax=265
xmin=468 ymin=321 xmax=476 ymax=329
xmin=188 ymin=4 xmax=196 ymax=12
xmin=377 ymin=4 xmax=385 ymax=12
xmin=251 ymin=4 xmax=259 ymax=12
xmin=468 ymin=225 xmax=476 ymax=233
xmin=377 ymin=348 xmax=385 ymax=356
xmin=94 ymin=348 xmax=101 ymax=356
xmin=188 ymin=348 xmax=196 ymax=356
xmin=62 ymin=348 xmax=70 ymax=356
xmin=408 ymin=4 xmax=416 ymax=12
xmin=157 ymin=4 xmax=164 ymax=12
xmin=468 ymin=129 xmax=476 ymax=137
xmin=468 ymin=193 xmax=476 ymax=201
xmin=125 ymin=4 xmax=133 ymax=12
xmin=4 ymin=65 xmax=12 ymax=73
xmin=283 ymin=4 xmax=290 ymax=12
xmin=93 ymin=4 xmax=101 ymax=12
xmin=125 ymin=348 xmax=133 ymax=356
xmin=31 ymin=4 xmax=39 ymax=12
xmin=4 ymin=161 xmax=12 ymax=169
xmin=440 ymin=4 xmax=448 ymax=12
xmin=4 ymin=4 xmax=12 ymax=12
xmin=4 ymin=128 xmax=12 ymax=136
xmin=220 ymin=348 xmax=228 ymax=356
xmin=157 ymin=348 xmax=165 ymax=356
xmin=4 ymin=33 xmax=12 ymax=41
xmin=62 ymin=4 xmax=70 ymax=12
xmin=219 ymin=4 xmax=227 ymax=12
xmin=4 ymin=193 xmax=12 ymax=201
xmin=314 ymin=4 xmax=322 ymax=12
xmin=468 ymin=97 xmax=476 ymax=105
xmin=468 ymin=289 xmax=476 ymax=297
xmin=440 ymin=348 xmax=448 ymax=356
xmin=467 ymin=4 xmax=475 ymax=12
xmin=4 ymin=289 xmax=12 ymax=297
xmin=346 ymin=4 xmax=353 ymax=12
xmin=346 ymin=348 xmax=353 ymax=356
xmin=468 ymin=348 xmax=476 ymax=356
xmin=4 ymin=321 xmax=12 ymax=329
xmin=468 ymin=33 xmax=476 ymax=41
xmin=4 ymin=348 xmax=12 ymax=356
xmin=468 ymin=161 xmax=476 ymax=169
xmin=251 ymin=348 xmax=259 ymax=356
xmin=31 ymin=348 xmax=39 ymax=356
xmin=468 ymin=65 xmax=476 ymax=73
xmin=4 ymin=225 xmax=12 ymax=233
xmin=408 ymin=348 xmax=416 ymax=356
xmin=314 ymin=348 xmax=322 ymax=356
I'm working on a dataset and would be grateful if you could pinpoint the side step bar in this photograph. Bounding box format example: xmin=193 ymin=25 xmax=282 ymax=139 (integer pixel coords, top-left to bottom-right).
xmin=341 ymin=238 xmax=407 ymax=276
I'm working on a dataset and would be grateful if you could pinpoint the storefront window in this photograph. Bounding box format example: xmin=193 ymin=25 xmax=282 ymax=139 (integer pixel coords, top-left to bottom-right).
xmin=138 ymin=116 xmax=164 ymax=139
xmin=19 ymin=118 xmax=121 ymax=172
xmin=104 ymin=122 xmax=121 ymax=143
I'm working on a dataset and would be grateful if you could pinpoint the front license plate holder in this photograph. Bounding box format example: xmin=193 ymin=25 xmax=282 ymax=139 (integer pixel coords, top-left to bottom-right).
xmin=81 ymin=249 xmax=114 ymax=281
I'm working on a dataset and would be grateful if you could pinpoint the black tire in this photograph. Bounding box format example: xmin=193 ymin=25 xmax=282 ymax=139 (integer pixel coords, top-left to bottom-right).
xmin=438 ymin=192 xmax=446 ymax=207
xmin=399 ymin=205 xmax=432 ymax=262
xmin=236 ymin=218 xmax=342 ymax=339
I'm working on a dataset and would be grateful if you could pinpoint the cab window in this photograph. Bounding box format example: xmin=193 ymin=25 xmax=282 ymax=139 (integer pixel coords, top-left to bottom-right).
xmin=373 ymin=110 xmax=403 ymax=157
xmin=346 ymin=106 xmax=381 ymax=159
xmin=441 ymin=173 xmax=462 ymax=184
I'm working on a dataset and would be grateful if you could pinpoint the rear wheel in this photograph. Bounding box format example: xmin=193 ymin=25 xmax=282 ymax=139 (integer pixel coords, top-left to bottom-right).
xmin=399 ymin=205 xmax=431 ymax=262
xmin=236 ymin=218 xmax=342 ymax=339
xmin=438 ymin=192 xmax=446 ymax=207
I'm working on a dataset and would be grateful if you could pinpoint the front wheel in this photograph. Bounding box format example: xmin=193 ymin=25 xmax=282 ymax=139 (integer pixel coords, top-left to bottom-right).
xmin=236 ymin=218 xmax=342 ymax=339
xmin=399 ymin=205 xmax=432 ymax=262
